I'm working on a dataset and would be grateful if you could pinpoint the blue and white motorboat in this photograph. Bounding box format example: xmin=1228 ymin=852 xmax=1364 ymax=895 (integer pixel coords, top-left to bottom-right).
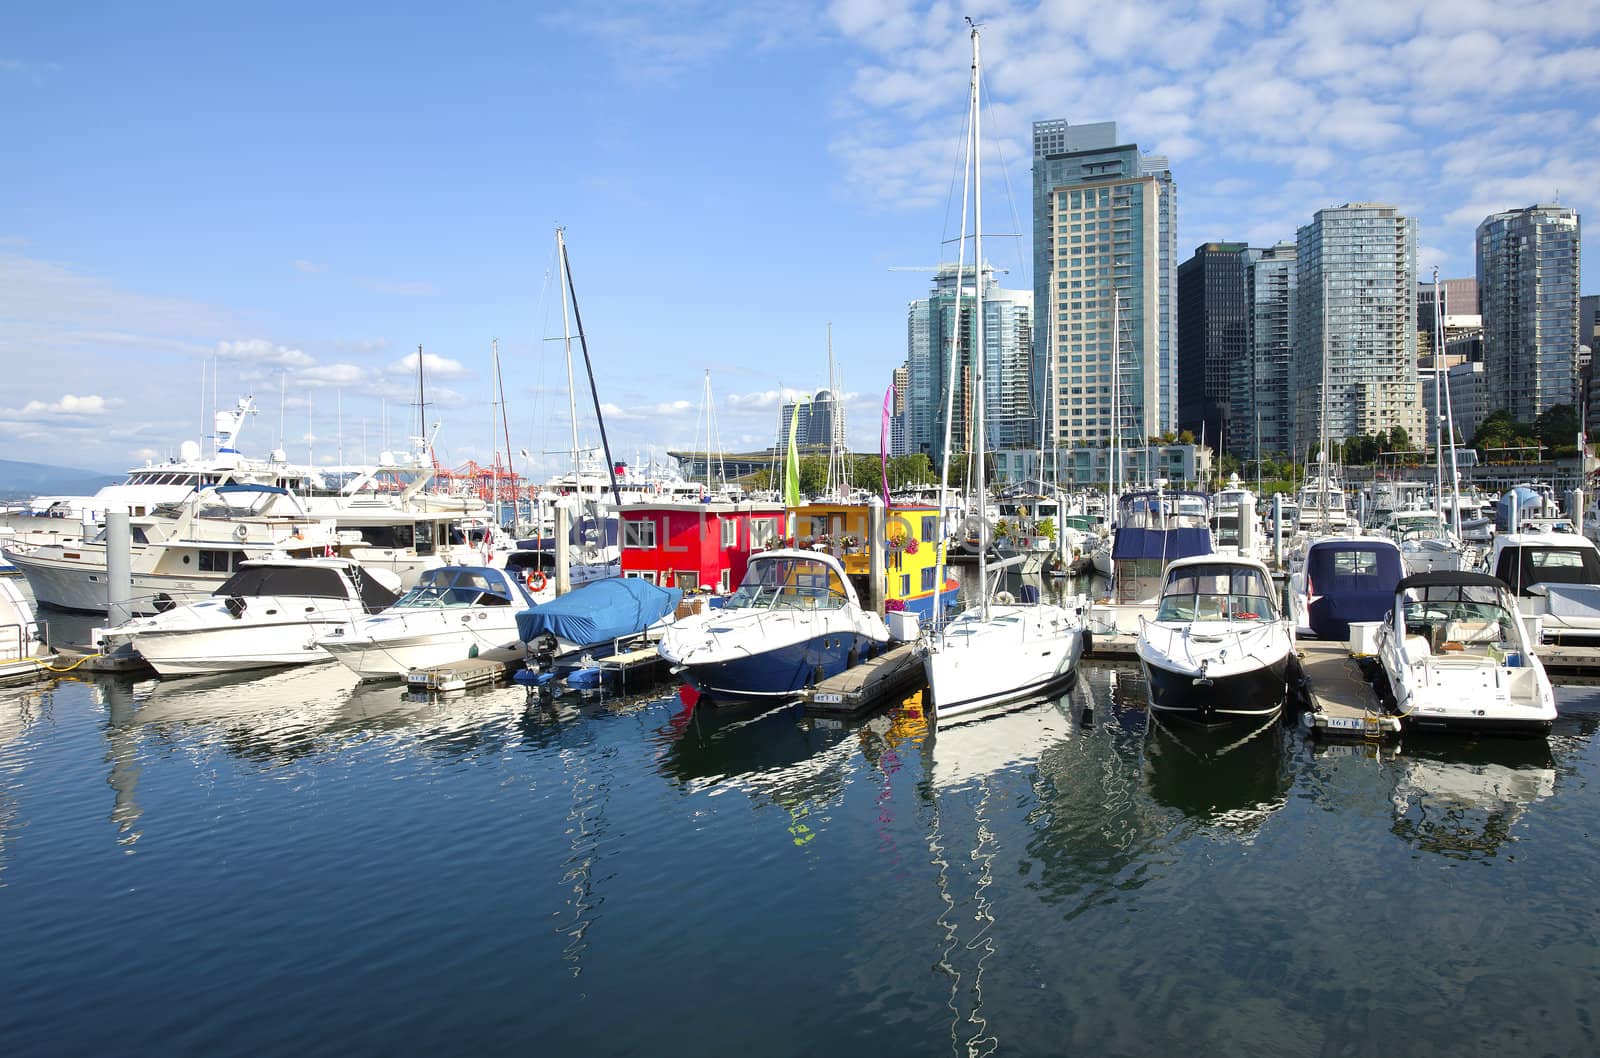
xmin=1288 ymin=537 xmax=1405 ymax=640
xmin=656 ymin=549 xmax=890 ymax=701
xmin=517 ymin=576 xmax=681 ymax=679
xmin=319 ymin=565 xmax=540 ymax=679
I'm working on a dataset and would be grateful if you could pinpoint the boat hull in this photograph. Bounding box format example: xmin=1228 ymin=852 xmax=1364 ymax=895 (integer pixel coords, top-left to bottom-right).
xmin=924 ymin=605 xmax=1083 ymax=722
xmin=1142 ymin=653 xmax=1290 ymax=725
xmin=676 ymin=631 xmax=886 ymax=701
xmin=127 ymin=621 xmax=345 ymax=676
xmin=320 ymin=619 xmax=525 ymax=680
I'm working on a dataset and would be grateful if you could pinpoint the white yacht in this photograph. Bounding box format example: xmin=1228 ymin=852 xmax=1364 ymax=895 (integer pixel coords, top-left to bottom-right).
xmin=2 ymin=484 xmax=342 ymax=614
xmin=1374 ymin=571 xmax=1555 ymax=736
xmin=1297 ymin=475 xmax=1352 ymax=533
xmin=657 ymin=550 xmax=890 ymax=700
xmin=101 ymin=558 xmax=401 ymax=676
xmin=318 ymin=565 xmax=539 ymax=680
xmin=1486 ymin=531 xmax=1600 ymax=644
xmin=0 ymin=577 xmax=52 ymax=681
xmin=1137 ymin=556 xmax=1293 ymax=725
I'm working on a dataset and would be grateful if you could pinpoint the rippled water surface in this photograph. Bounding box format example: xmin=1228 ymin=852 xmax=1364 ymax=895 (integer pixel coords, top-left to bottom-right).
xmin=2 ymin=657 xmax=1599 ymax=1057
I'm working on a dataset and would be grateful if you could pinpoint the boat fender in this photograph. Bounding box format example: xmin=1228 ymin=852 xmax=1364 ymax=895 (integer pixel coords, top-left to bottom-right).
xmin=1083 ymin=629 xmax=1094 ymax=656
xmin=847 ymin=643 xmax=860 ymax=668
xmin=995 ymin=590 xmax=1015 ymax=605
xmin=525 ymin=570 xmax=548 ymax=593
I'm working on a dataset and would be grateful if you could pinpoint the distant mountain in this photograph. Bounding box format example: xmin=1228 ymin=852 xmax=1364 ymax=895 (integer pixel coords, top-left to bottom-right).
xmin=0 ymin=459 xmax=120 ymax=499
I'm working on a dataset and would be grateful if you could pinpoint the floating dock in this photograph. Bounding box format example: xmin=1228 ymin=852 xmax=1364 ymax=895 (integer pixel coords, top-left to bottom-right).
xmin=801 ymin=641 xmax=926 ymax=717
xmin=406 ymin=657 xmax=508 ymax=693
xmin=1294 ymin=641 xmax=1402 ymax=740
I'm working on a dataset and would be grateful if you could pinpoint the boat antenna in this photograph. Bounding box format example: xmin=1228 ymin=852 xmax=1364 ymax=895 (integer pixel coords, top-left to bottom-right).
xmin=558 ymin=232 xmax=623 ymax=507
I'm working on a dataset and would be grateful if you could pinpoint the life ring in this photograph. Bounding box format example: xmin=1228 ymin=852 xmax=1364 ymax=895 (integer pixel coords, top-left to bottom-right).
xmin=526 ymin=570 xmax=548 ymax=593
xmin=234 ymin=524 xmax=249 ymax=540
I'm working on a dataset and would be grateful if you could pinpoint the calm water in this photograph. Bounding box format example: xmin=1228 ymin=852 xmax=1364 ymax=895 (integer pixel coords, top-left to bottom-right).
xmin=3 ymin=652 xmax=1599 ymax=1057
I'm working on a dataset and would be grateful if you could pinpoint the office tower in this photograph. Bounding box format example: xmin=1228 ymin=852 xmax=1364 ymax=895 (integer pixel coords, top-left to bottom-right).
xmin=1032 ymin=119 xmax=1175 ymax=448
xmin=778 ymin=397 xmax=812 ymax=449
xmin=903 ymin=264 xmax=1033 ymax=464
xmin=1177 ymin=242 xmax=1255 ymax=452
xmin=806 ymin=389 xmax=846 ymax=449
xmin=1291 ymin=204 xmax=1422 ymax=455
xmin=1248 ymin=242 xmax=1296 ymax=459
xmin=890 ymin=362 xmax=909 ymax=456
xmin=1417 ymin=277 xmax=1479 ymax=366
xmin=1478 ymin=204 xmax=1582 ymax=421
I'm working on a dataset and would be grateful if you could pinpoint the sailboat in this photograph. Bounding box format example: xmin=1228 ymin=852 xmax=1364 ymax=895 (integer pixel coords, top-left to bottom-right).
xmin=922 ymin=24 xmax=1086 ymax=724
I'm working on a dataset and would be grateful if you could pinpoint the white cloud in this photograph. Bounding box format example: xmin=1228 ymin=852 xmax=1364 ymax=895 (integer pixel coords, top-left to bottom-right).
xmin=298 ymin=363 xmax=366 ymax=388
xmin=2 ymin=393 xmax=118 ymax=418
xmin=293 ymin=259 xmax=328 ymax=274
xmin=726 ymin=387 xmax=811 ymax=409
xmin=216 ymin=338 xmax=314 ymax=368
xmin=388 ymin=351 xmax=467 ymax=378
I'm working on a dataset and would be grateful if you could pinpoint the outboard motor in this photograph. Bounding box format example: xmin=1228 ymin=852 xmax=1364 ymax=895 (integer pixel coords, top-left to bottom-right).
xmin=531 ymin=632 xmax=560 ymax=674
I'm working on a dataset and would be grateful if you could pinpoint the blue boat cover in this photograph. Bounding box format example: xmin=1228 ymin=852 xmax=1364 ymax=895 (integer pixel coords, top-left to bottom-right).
xmin=516 ymin=578 xmax=682 ymax=646
xmin=1111 ymin=526 xmax=1214 ymax=562
xmin=1494 ymin=487 xmax=1543 ymax=533
xmin=1306 ymin=542 xmax=1404 ymax=640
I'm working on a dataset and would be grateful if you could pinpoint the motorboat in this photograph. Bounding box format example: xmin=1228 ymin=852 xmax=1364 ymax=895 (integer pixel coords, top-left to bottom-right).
xmin=1298 ymin=474 xmax=1352 ymax=533
xmin=1136 ymin=556 xmax=1293 ymax=725
xmin=1486 ymin=532 xmax=1600 ymax=644
xmin=1085 ymin=489 xmax=1215 ymax=639
xmin=1288 ymin=537 xmax=1404 ymax=639
xmin=520 ymin=576 xmax=682 ymax=679
xmin=102 ymin=558 xmax=401 ymax=676
xmin=0 ymin=577 xmax=52 ymax=681
xmin=1374 ymin=571 xmax=1555 ymax=737
xmin=657 ymin=549 xmax=888 ymax=700
xmin=1378 ymin=510 xmax=1474 ymax=575
xmin=319 ymin=565 xmax=541 ymax=679
xmin=2 ymin=484 xmax=342 ymax=614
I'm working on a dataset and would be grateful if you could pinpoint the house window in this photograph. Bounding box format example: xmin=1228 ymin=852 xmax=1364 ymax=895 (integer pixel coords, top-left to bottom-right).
xmin=901 ymin=574 xmax=911 ymax=596
xmin=921 ymin=567 xmax=936 ymax=591
xmin=676 ymin=570 xmax=699 ymax=592
xmin=750 ymin=519 xmax=778 ymax=549
xmin=624 ymin=570 xmax=657 ymax=584
xmin=720 ymin=569 xmax=731 ymax=593
xmin=920 ymin=516 xmax=936 ymax=542
xmin=721 ymin=518 xmax=738 ymax=548
xmin=623 ymin=519 xmax=657 ymax=549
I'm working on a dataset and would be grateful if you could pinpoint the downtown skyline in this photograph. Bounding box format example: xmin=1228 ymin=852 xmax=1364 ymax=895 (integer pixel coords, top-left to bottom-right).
xmin=3 ymin=1 xmax=1597 ymax=473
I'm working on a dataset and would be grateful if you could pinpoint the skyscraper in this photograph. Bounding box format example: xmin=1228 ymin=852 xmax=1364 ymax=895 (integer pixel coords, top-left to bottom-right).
xmin=903 ymin=264 xmax=1033 ymax=465
xmin=1177 ymin=242 xmax=1254 ymax=451
xmin=1247 ymin=242 xmax=1296 ymax=459
xmin=890 ymin=362 xmax=909 ymax=456
xmin=1032 ymin=119 xmax=1175 ymax=448
xmin=1477 ymin=204 xmax=1581 ymax=422
xmin=1291 ymin=204 xmax=1422 ymax=455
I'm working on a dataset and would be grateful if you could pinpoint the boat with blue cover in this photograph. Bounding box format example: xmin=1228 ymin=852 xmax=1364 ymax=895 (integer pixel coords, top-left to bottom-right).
xmin=1086 ymin=489 xmax=1215 ymax=639
xmin=656 ymin=549 xmax=890 ymax=702
xmin=516 ymin=576 xmax=681 ymax=678
xmin=1288 ymin=537 xmax=1405 ymax=640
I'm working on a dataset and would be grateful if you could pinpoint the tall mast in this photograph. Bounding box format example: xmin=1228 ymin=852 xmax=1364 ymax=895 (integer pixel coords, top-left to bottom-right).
xmin=971 ymin=22 xmax=989 ymax=621
xmin=494 ymin=337 xmax=515 ymax=517
xmin=556 ymin=228 xmax=582 ymax=482
xmin=416 ymin=343 xmax=427 ymax=444
xmin=930 ymin=24 xmax=977 ymax=634
xmin=489 ymin=339 xmax=500 ymax=518
xmin=1110 ymin=292 xmax=1120 ymax=511
xmin=1319 ymin=275 xmax=1330 ymax=528
xmin=1432 ymin=268 xmax=1444 ymax=522
xmin=1436 ymin=271 xmax=1463 ymax=537
xmin=558 ymin=231 xmax=623 ymax=507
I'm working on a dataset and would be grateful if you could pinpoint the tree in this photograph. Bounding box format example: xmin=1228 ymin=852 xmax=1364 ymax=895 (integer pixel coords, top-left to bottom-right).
xmin=1388 ymin=426 xmax=1410 ymax=451
xmin=1535 ymin=404 xmax=1580 ymax=451
xmin=1177 ymin=429 xmax=1196 ymax=445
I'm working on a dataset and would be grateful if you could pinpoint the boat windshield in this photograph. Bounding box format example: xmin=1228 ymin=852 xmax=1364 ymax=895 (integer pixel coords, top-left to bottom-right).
xmin=1402 ymin=584 xmax=1519 ymax=646
xmin=726 ymin=556 xmax=850 ymax=610
xmin=393 ymin=567 xmax=512 ymax=608
xmin=1156 ymin=563 xmax=1275 ymax=622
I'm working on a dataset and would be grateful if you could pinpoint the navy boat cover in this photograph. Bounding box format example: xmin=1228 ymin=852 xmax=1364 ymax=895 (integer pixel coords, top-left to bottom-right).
xmin=1306 ymin=541 xmax=1404 ymax=640
xmin=516 ymin=578 xmax=682 ymax=647
xmin=1111 ymin=527 xmax=1214 ymax=562
xmin=1494 ymin=487 xmax=1544 ymax=533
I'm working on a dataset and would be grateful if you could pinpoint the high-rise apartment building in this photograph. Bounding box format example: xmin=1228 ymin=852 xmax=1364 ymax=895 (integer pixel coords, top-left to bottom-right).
xmin=1177 ymin=242 xmax=1254 ymax=451
xmin=890 ymin=362 xmax=909 ymax=456
xmin=1291 ymin=204 xmax=1422 ymax=454
xmin=1477 ymin=204 xmax=1581 ymax=422
xmin=903 ymin=264 xmax=1032 ymax=464
xmin=1417 ymin=277 xmax=1478 ymax=365
xmin=1032 ymin=119 xmax=1175 ymax=448
xmin=1248 ymin=242 xmax=1296 ymax=459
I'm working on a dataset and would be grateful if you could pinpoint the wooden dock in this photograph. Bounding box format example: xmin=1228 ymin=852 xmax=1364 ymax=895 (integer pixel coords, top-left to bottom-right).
xmin=406 ymin=657 xmax=509 ymax=693
xmin=801 ymin=642 xmax=926 ymax=717
xmin=1082 ymin=631 xmax=1138 ymax=663
xmin=1294 ymin=641 xmax=1401 ymax=740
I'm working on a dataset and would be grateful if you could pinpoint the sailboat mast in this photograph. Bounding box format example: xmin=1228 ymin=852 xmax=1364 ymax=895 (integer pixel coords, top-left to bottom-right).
xmin=1110 ymin=293 xmax=1120 ymax=510
xmin=495 ymin=338 xmax=515 ymax=516
xmin=416 ymin=343 xmax=427 ymax=443
xmin=1319 ymin=276 xmax=1330 ymax=527
xmin=556 ymin=228 xmax=582 ymax=480
xmin=1432 ymin=267 xmax=1444 ymax=523
xmin=558 ymin=232 xmax=623 ymax=507
xmin=1436 ymin=270 xmax=1463 ymax=537
xmin=971 ymin=24 xmax=989 ymax=621
xmin=489 ymin=339 xmax=500 ymax=518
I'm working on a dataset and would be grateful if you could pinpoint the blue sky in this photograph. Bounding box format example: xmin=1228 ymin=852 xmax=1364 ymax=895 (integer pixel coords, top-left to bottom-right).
xmin=3 ymin=0 xmax=1596 ymax=474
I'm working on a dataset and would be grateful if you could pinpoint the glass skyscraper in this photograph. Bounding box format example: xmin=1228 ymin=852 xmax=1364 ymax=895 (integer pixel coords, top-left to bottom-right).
xmin=1291 ymin=204 xmax=1421 ymax=455
xmin=1248 ymin=242 xmax=1296 ymax=459
xmin=1032 ymin=120 xmax=1175 ymax=448
xmin=1476 ymin=204 xmax=1581 ymax=422
xmin=1177 ymin=241 xmax=1254 ymax=451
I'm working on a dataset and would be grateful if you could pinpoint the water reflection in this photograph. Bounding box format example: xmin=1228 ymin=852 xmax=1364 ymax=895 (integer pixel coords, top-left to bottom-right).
xmin=1141 ymin=714 xmax=1293 ymax=835
xmin=1388 ymin=739 xmax=1557 ymax=861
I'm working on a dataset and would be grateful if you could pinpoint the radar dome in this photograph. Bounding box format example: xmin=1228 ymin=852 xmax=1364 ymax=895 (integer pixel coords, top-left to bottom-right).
xmin=179 ymin=440 xmax=202 ymax=462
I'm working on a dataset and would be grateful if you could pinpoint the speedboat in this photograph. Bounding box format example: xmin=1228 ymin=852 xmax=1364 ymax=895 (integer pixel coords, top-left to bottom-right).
xmin=923 ymin=556 xmax=1086 ymax=724
xmin=1086 ymin=489 xmax=1215 ymax=639
xmin=319 ymin=565 xmax=539 ymax=679
xmin=102 ymin=558 xmax=401 ymax=676
xmin=657 ymin=549 xmax=888 ymax=701
xmin=1486 ymin=532 xmax=1600 ymax=644
xmin=1375 ymin=571 xmax=1555 ymax=737
xmin=1288 ymin=537 xmax=1404 ymax=639
xmin=1136 ymin=556 xmax=1292 ymax=725
xmin=0 ymin=577 xmax=52 ymax=680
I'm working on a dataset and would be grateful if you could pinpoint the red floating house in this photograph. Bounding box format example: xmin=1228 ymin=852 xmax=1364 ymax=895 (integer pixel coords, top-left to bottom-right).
xmin=619 ymin=501 xmax=787 ymax=594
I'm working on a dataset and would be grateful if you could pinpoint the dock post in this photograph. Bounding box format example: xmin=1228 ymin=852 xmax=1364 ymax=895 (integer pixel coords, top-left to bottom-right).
xmin=868 ymin=498 xmax=886 ymax=616
xmin=1569 ymin=487 xmax=1584 ymax=526
xmin=554 ymin=502 xmax=572 ymax=596
xmin=1272 ymin=493 xmax=1283 ymax=569
xmin=1240 ymin=490 xmax=1256 ymax=557
xmin=106 ymin=507 xmax=134 ymax=627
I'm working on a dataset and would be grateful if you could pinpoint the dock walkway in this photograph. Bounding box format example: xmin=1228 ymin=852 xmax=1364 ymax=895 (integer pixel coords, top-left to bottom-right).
xmin=1294 ymin=641 xmax=1401 ymax=740
xmin=801 ymin=642 xmax=925 ymax=717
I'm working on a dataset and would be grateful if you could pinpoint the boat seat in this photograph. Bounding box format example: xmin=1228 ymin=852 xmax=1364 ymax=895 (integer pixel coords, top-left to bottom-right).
xmin=1403 ymin=635 xmax=1432 ymax=659
xmin=1445 ymin=619 xmax=1499 ymax=645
